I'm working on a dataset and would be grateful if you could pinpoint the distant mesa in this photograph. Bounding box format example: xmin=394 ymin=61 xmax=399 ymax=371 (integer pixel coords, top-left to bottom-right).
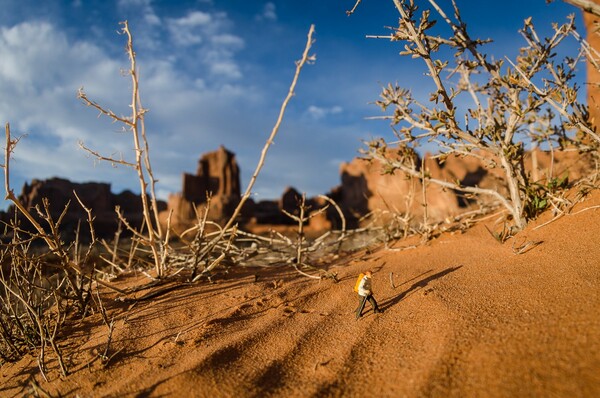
xmin=0 ymin=177 xmax=166 ymax=240
xmin=0 ymin=145 xmax=594 ymax=240
xmin=159 ymin=145 xmax=242 ymax=234
xmin=159 ymin=147 xmax=332 ymax=235
xmin=334 ymin=148 xmax=593 ymax=227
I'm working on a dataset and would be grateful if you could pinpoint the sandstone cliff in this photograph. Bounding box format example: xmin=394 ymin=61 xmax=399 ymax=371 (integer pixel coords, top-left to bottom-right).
xmin=332 ymin=149 xmax=594 ymax=228
xmin=0 ymin=177 xmax=166 ymax=240
xmin=158 ymin=146 xmax=242 ymax=234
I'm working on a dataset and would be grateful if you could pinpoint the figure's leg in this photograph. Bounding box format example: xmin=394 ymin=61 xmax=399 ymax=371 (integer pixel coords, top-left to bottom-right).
xmin=356 ymin=295 xmax=367 ymax=319
xmin=368 ymin=295 xmax=383 ymax=313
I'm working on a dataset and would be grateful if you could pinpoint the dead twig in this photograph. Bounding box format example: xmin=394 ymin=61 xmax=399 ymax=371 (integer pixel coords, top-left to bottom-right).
xmin=563 ymin=0 xmax=600 ymax=17
xmin=346 ymin=0 xmax=362 ymax=16
xmin=79 ymin=21 xmax=166 ymax=277
xmin=511 ymin=237 xmax=543 ymax=255
xmin=314 ymin=358 xmax=332 ymax=370
xmin=94 ymin=291 xmax=120 ymax=366
xmin=196 ymin=24 xmax=316 ymax=265
xmin=27 ymin=376 xmax=54 ymax=398
xmin=533 ymin=204 xmax=600 ymax=231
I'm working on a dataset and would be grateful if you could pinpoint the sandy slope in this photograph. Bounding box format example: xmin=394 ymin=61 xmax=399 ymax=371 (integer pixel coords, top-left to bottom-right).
xmin=1 ymin=191 xmax=599 ymax=397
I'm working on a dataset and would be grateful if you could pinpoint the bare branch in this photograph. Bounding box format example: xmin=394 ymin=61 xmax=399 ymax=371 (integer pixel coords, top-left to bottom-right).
xmin=563 ymin=0 xmax=600 ymax=17
xmin=198 ymin=25 xmax=316 ymax=261
xmin=78 ymin=141 xmax=136 ymax=167
xmin=346 ymin=0 xmax=362 ymax=16
xmin=77 ymin=88 xmax=133 ymax=126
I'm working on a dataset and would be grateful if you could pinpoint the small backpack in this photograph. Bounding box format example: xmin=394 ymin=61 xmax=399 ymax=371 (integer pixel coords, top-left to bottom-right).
xmin=353 ymin=273 xmax=365 ymax=292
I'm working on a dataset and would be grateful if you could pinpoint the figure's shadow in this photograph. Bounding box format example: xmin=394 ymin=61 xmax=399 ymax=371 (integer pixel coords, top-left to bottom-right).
xmin=382 ymin=265 xmax=462 ymax=310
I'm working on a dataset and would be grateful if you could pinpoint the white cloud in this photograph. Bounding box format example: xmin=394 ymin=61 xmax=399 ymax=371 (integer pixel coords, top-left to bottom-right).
xmin=0 ymin=23 xmax=60 ymax=87
xmin=256 ymin=3 xmax=277 ymax=21
xmin=171 ymin=11 xmax=212 ymax=28
xmin=168 ymin=27 xmax=204 ymax=46
xmin=209 ymin=62 xmax=242 ymax=79
xmin=0 ymin=18 xmax=264 ymax=208
xmin=117 ymin=0 xmax=160 ymax=25
xmin=0 ymin=5 xmax=363 ymax=210
xmin=166 ymin=11 xmax=217 ymax=46
xmin=0 ymin=22 xmax=126 ymax=131
xmin=144 ymin=12 xmax=161 ymax=26
xmin=211 ymin=34 xmax=244 ymax=48
xmin=113 ymin=0 xmax=162 ymax=51
xmin=165 ymin=10 xmax=244 ymax=80
xmin=306 ymin=105 xmax=343 ymax=120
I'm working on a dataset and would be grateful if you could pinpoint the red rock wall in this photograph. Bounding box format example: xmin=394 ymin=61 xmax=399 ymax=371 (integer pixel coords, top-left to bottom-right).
xmin=335 ymin=149 xmax=593 ymax=228
xmin=159 ymin=146 xmax=242 ymax=234
xmin=1 ymin=177 xmax=163 ymax=240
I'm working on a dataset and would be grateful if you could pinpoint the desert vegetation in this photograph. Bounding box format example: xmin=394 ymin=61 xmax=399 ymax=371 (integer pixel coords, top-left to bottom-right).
xmin=0 ymin=21 xmax=327 ymax=376
xmin=0 ymin=0 xmax=599 ymax=396
xmin=356 ymin=0 xmax=599 ymax=233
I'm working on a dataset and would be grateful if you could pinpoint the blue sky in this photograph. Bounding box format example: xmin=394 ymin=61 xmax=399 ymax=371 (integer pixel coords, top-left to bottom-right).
xmin=0 ymin=0 xmax=586 ymax=209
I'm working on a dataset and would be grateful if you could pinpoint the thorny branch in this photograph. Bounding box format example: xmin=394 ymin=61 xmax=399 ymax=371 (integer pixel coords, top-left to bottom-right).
xmin=346 ymin=0 xmax=363 ymax=16
xmin=192 ymin=24 xmax=317 ymax=266
xmin=563 ymin=0 xmax=600 ymax=17
xmin=361 ymin=0 xmax=597 ymax=231
xmin=78 ymin=20 xmax=166 ymax=277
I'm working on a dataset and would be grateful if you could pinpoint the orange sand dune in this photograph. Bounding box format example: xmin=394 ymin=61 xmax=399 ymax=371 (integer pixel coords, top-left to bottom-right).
xmin=1 ymin=191 xmax=599 ymax=397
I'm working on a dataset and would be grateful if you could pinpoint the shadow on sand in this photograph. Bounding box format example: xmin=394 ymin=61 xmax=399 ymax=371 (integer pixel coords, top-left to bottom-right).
xmin=381 ymin=265 xmax=463 ymax=310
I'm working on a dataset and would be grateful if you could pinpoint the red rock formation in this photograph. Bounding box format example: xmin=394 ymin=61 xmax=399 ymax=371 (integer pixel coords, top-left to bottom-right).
xmin=336 ymin=154 xmax=460 ymax=227
xmin=185 ymin=145 xmax=241 ymax=202
xmin=1 ymin=177 xmax=163 ymax=240
xmin=160 ymin=146 xmax=242 ymax=234
xmin=280 ymin=186 xmax=302 ymax=223
xmin=333 ymin=149 xmax=594 ymax=228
